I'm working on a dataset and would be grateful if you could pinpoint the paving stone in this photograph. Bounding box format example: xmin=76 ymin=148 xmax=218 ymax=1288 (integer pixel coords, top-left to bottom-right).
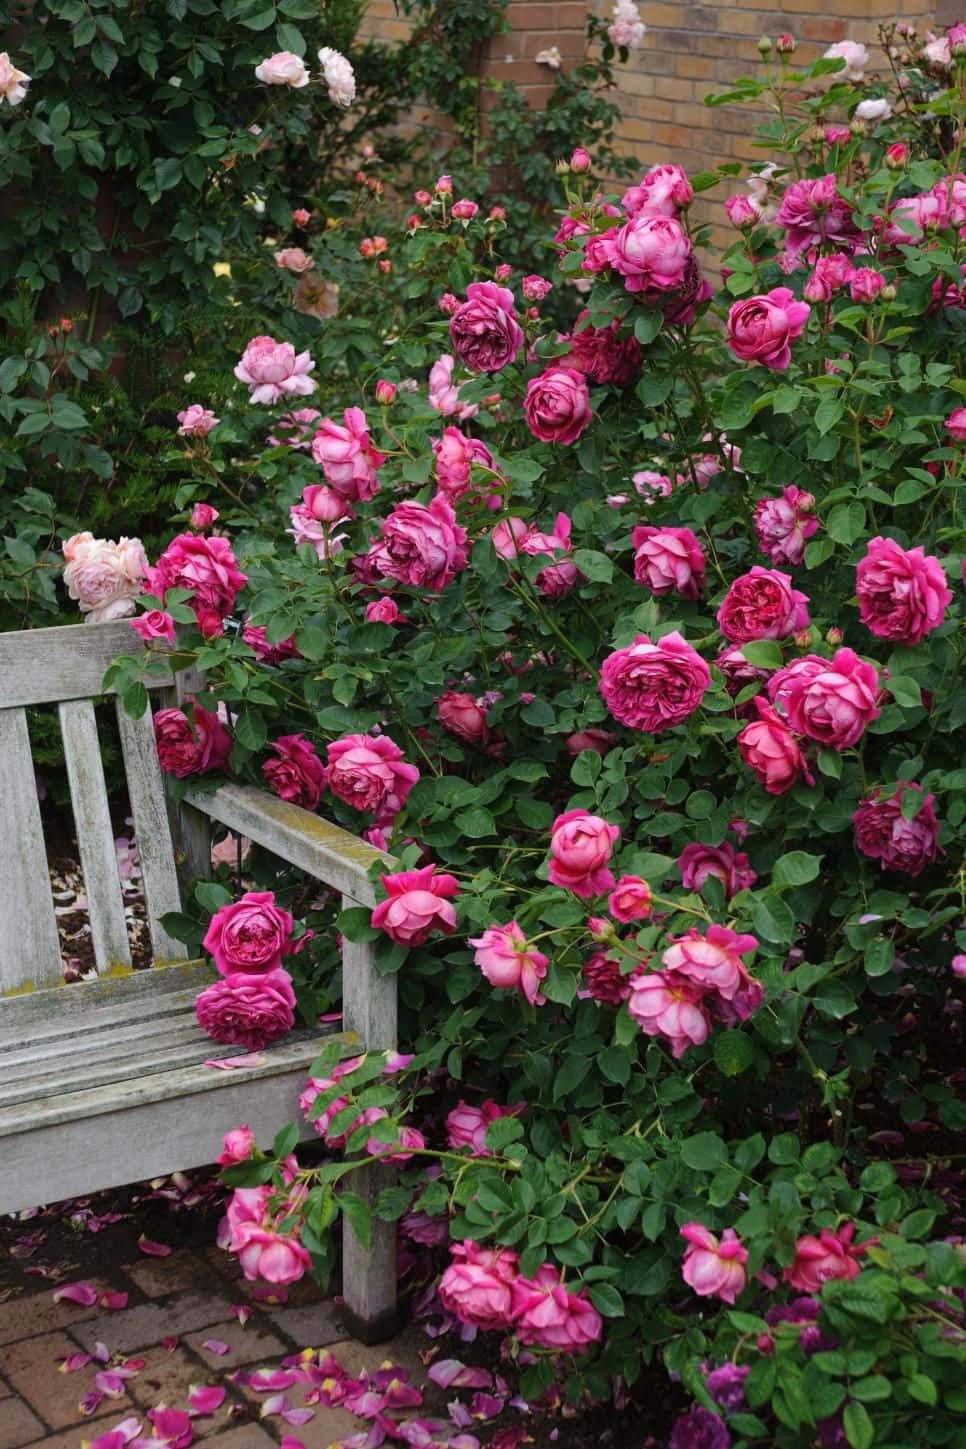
xmin=21 ymin=1418 xmax=142 ymax=1449
xmin=323 ymin=1330 xmax=428 ymax=1385
xmin=124 ymin=1341 xmax=240 ymax=1438
xmin=0 ymin=1380 xmax=9 ymax=1399
xmin=0 ymin=1284 xmax=113 ymax=1347
xmin=203 ymin=1426 xmax=279 ymax=1448
xmin=264 ymin=1300 xmax=346 ymax=1351
xmin=0 ymin=1397 xmax=46 ymax=1449
xmin=256 ymin=1401 xmax=364 ymax=1449
xmin=71 ymin=1292 xmax=235 ymax=1356
xmin=122 ymin=1251 xmax=212 ymax=1300
xmin=2 ymin=1330 xmax=116 ymax=1430
xmin=183 ymin=1318 xmax=290 ymax=1371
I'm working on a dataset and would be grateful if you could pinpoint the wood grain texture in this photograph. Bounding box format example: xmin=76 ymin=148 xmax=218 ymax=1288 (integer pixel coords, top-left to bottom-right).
xmin=0 ymin=708 xmax=62 ymax=991
xmin=341 ymin=1160 xmax=398 ymax=1339
xmin=58 ymin=699 xmax=132 ymax=973
xmin=342 ymin=911 xmax=397 ymax=1052
xmin=115 ymin=700 xmax=186 ymax=961
xmin=0 ymin=620 xmax=169 ymax=708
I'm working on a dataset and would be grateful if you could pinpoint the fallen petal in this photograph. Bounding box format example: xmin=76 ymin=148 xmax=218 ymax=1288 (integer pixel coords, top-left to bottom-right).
xmin=93 ymin=1341 xmax=112 ymax=1363
xmin=204 ymin=1053 xmax=267 ymax=1069
xmin=53 ymin=1281 xmax=98 ymax=1305
xmin=201 ymin=1339 xmax=231 ymax=1356
xmin=138 ymin=1235 xmax=172 ymax=1257
xmin=231 ymin=1304 xmax=253 ymax=1327
xmin=282 ymin=1408 xmax=316 ymax=1426
xmin=59 ymin=1352 xmax=93 ymax=1373
xmin=188 ymin=1384 xmax=227 ymax=1416
xmin=260 ymin=1392 xmax=292 ymax=1417
xmin=81 ymin=1417 xmax=142 ymax=1449
xmin=78 ymin=1389 xmax=106 ymax=1418
xmin=95 ymin=1371 xmax=130 ymax=1398
xmin=281 ymin=1441 xmax=307 ymax=1449
xmin=250 ymin=1370 xmax=298 ymax=1392
xmin=163 ymin=1337 xmax=179 ymax=1353
xmin=252 ymin=1282 xmax=289 ymax=1304
xmin=428 ymin=1361 xmax=493 ymax=1391
xmin=99 ymin=1291 xmax=129 ymax=1310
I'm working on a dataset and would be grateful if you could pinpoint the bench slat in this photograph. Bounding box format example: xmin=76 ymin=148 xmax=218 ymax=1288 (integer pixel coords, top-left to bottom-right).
xmin=59 ymin=699 xmax=132 ymax=973
xmin=0 ymin=959 xmax=212 ymax=1024
xmin=0 ymin=620 xmax=170 ymax=708
xmin=116 ymin=701 xmax=186 ymax=962
xmin=0 ymin=708 xmax=62 ymax=991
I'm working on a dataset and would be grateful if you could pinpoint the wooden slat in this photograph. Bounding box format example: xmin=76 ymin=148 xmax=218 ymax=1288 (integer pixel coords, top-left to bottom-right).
xmin=115 ymin=701 xmax=186 ymax=962
xmin=0 ymin=960 xmax=213 ymax=1026
xmin=59 ymin=699 xmax=131 ymax=973
xmin=0 ymin=621 xmax=170 ymax=708
xmin=162 ymin=666 xmax=213 ymax=885
xmin=186 ymin=783 xmax=393 ymax=906
xmin=0 ymin=708 xmax=61 ymax=991
xmin=342 ymin=915 xmax=397 ymax=1052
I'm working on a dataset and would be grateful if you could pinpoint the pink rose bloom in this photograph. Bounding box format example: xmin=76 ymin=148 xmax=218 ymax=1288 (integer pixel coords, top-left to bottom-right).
xmin=632 ymin=525 xmax=705 ymax=599
xmin=610 ymin=214 xmax=691 ymax=294
xmin=195 ymin=968 xmax=297 ymax=1050
xmin=62 ymin=532 xmax=148 ymax=623
xmin=726 ymin=288 xmax=810 ymax=371
xmin=715 ymin=645 xmax=773 ymax=710
xmin=718 ymin=566 xmax=809 ymax=643
xmin=292 ymin=207 xmax=311 ymax=225
xmin=632 ymin=468 xmax=674 ymax=502
xmin=737 ymin=698 xmax=810 ymax=794
xmin=433 ymin=427 xmax=496 ymax=502
xmin=0 ymin=51 xmax=30 ymax=106
xmin=234 ymin=335 xmax=316 ymax=405
xmin=776 ymin=175 xmax=858 ymax=265
xmin=190 ymin=503 xmax=219 ymax=530
xmin=375 ymin=379 xmax=397 ymax=405
xmin=148 ymin=532 xmax=247 ymax=638
xmin=287 ymin=506 xmax=351 ymax=560
xmin=522 ymin=274 xmax=553 ymax=302
xmin=327 ymin=733 xmax=419 ymax=823
xmin=680 ymin=1224 xmax=748 ymax=1304
xmin=945 ymin=407 xmax=966 ymax=442
xmin=451 ymin=198 xmax=479 ymax=220
xmin=254 ymin=51 xmax=310 ymax=86
xmin=177 ymin=404 xmax=219 ymax=437
xmin=203 ymin=891 xmax=294 ymax=976
xmin=512 ymin=1266 xmax=602 ymax=1351
xmin=438 ymin=1241 xmax=519 ymax=1329
xmin=782 ymin=648 xmax=881 ymax=749
xmin=581 ymin=950 xmax=635 ymax=1006
xmin=565 ymin=727 xmax=617 ymax=756
xmin=623 ymin=164 xmax=693 ymax=219
xmin=567 ymin=311 xmax=642 ymax=387
xmin=784 ymin=1222 xmax=869 ymax=1292
xmin=491 ymin=517 xmax=529 ymax=560
xmin=438 ymin=691 xmax=491 ymax=748
xmin=849 ymin=267 xmax=887 ymax=303
xmin=365 ymin=596 xmax=401 ymax=625
xmin=130 ymin=610 xmax=176 ymax=645
xmin=428 ymin=354 xmax=478 ymax=420
xmin=262 ymin=734 xmax=327 ymax=811
xmin=154 ymin=702 xmax=232 ymax=777
xmin=240 ymin=624 xmax=300 ymax=666
xmin=512 ymin=511 xmax=579 ymax=598
xmin=267 ymin=407 xmax=322 ymax=449
xmin=661 ymin=253 xmax=714 ymax=328
xmin=447 ymin=1100 xmax=506 ymax=1156
xmin=607 ymin=875 xmax=653 ymax=922
xmin=449 ymin=281 xmax=524 ymax=373
xmin=754 ymin=486 xmax=818 ymax=566
xmin=853 ymin=783 xmax=941 ymax=876
xmin=627 ymin=970 xmax=711 ymax=1057
xmin=367 ymin=493 xmax=469 ymax=592
xmin=370 ymin=863 xmax=460 ymax=946
xmin=823 ymin=39 xmax=868 ymax=79
xmin=218 ymin=1124 xmax=256 ymax=1166
xmin=883 ymin=191 xmax=946 ymax=245
xmin=725 ymin=195 xmax=759 ymax=229
xmin=662 ymin=925 xmax=758 ymax=1002
xmin=803 ymin=253 xmax=855 ymax=302
xmin=679 ymin=841 xmax=757 ymax=898
xmin=855 ymin=536 xmax=953 ymax=645
xmin=599 ymin=631 xmax=710 ymax=733
xmin=311 ymin=407 xmax=386 ymax=503
xmin=403 ymin=1211 xmax=448 ymax=1245
xmin=581 ymin=227 xmax=619 ymax=273
xmin=548 ymin=808 xmax=620 ymax=899
xmin=470 ymin=921 xmax=549 ymax=1005
xmin=274 ymin=247 xmax=314 ymax=274
xmin=235 ymin=1221 xmax=312 ymax=1285
xmin=523 ymin=366 xmax=592 ymax=445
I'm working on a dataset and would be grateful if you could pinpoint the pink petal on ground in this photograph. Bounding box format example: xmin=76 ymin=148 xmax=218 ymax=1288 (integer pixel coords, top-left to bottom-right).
xmin=320 ymin=1012 xmax=343 ymax=1022
xmin=201 ymin=1339 xmax=231 ymax=1356
xmin=260 ymin=1392 xmax=293 ymax=1417
xmin=78 ymin=1389 xmax=106 ymax=1417
xmin=93 ymin=1341 xmax=112 ymax=1363
xmin=281 ymin=1441 xmax=307 ymax=1449
xmin=188 ymin=1384 xmax=226 ymax=1416
xmin=450 ymin=1438 xmax=481 ymax=1449
xmin=282 ymin=1408 xmax=316 ymax=1426
xmin=83 ymin=1417 xmax=142 ymax=1449
xmin=138 ymin=1235 xmax=172 ymax=1257
xmin=58 ymin=1352 xmax=93 ymax=1373
xmin=148 ymin=1405 xmax=193 ymax=1445
xmin=252 ymin=1283 xmax=289 ymax=1304
xmin=230 ymin=1304 xmax=253 ymax=1326
xmin=427 ymin=1361 xmax=493 ymax=1391
xmin=95 ymin=1371 xmax=130 ymax=1398
xmin=468 ymin=1392 xmax=505 ymax=1420
xmin=448 ymin=1401 xmax=473 ymax=1428
xmin=53 ymin=1281 xmax=99 ymax=1305
xmin=163 ymin=1337 xmax=179 ymax=1353
xmin=334 ymin=1429 xmax=388 ymax=1449
xmin=250 ymin=1370 xmax=298 ymax=1392
xmin=99 ymin=1291 xmax=129 ymax=1309
xmin=204 ymin=1053 xmax=267 ymax=1069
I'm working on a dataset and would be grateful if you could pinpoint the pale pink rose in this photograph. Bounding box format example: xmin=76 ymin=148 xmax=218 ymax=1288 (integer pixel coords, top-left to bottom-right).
xmin=154 ymin=702 xmax=232 ymax=777
xmin=607 ymin=875 xmax=652 ymax=922
xmin=855 ymin=536 xmax=952 ymax=645
xmin=177 ymin=404 xmax=219 ymax=437
xmin=599 ymin=631 xmax=710 ymax=733
xmin=726 ymin=288 xmax=811 ymax=371
xmin=923 ymin=34 xmax=952 ymax=68
xmin=234 ymin=335 xmax=316 ymax=405
xmin=784 ymin=1223 xmax=869 ymax=1292
xmin=782 ymin=647 xmax=881 ymax=749
xmin=737 ymin=697 xmax=811 ymax=795
xmin=327 ymin=733 xmax=419 ymax=823
xmin=148 ymin=532 xmax=247 ymax=637
xmin=946 ymin=407 xmax=966 ymax=441
xmin=366 ymin=493 xmax=469 ymax=592
xmin=311 ymin=407 xmax=385 ymax=502
xmin=438 ymin=1241 xmax=519 ymax=1329
xmin=622 ymin=164 xmax=693 ymax=219
xmin=449 ymin=281 xmax=524 ymax=373
xmin=718 ymin=566 xmax=809 ymax=643
xmin=262 ymin=735 xmax=327 ymax=811
xmin=884 ymin=191 xmax=946 ymax=245
xmin=240 ymin=624 xmax=299 ymax=666
xmin=203 ymin=891 xmax=294 ymax=976
xmin=469 ymin=921 xmax=549 ymax=1005
xmin=370 ymin=864 xmax=460 ymax=945
xmin=62 ymin=532 xmax=148 ymax=622
xmin=433 ymin=427 xmax=496 ymax=502
xmin=318 ymin=46 xmax=356 ymax=107
xmin=437 ymin=691 xmax=491 ymax=747
xmin=754 ymin=487 xmax=818 ymax=566
xmin=190 ymin=503 xmax=219 ymax=530
xmin=566 ymin=310 xmax=642 ymax=386
xmin=254 ymin=51 xmax=309 ymax=86
xmin=627 ymin=970 xmax=711 ymax=1057
xmin=512 ymin=1266 xmax=602 ymax=1351
xmin=365 ymin=596 xmax=401 ymax=625
xmin=523 ymin=366 xmax=592 ymax=445
xmin=608 ymin=0 xmax=646 ymax=48
xmin=610 ymin=214 xmax=691 ymax=294
xmin=680 ymin=1224 xmax=748 ymax=1304
xmin=428 ymin=355 xmax=478 ymax=420
xmin=678 ymin=842 xmax=756 ymax=898
xmin=130 ymin=610 xmax=176 ymax=645
xmin=853 ymin=783 xmax=941 ymax=876
xmin=548 ymin=808 xmax=620 ymax=899
xmin=195 ymin=968 xmax=297 ymax=1050
xmin=662 ymin=924 xmax=758 ymax=1002
xmin=274 ymin=247 xmax=314 ymax=273
xmin=522 ymin=275 xmax=553 ymax=302
xmin=0 ymin=52 xmax=30 ymax=106
xmin=218 ymin=1125 xmax=256 ymax=1166
xmin=632 ymin=468 xmax=674 ymax=502
xmin=632 ymin=525 xmax=705 ymax=598
xmin=823 ymin=40 xmax=869 ymax=80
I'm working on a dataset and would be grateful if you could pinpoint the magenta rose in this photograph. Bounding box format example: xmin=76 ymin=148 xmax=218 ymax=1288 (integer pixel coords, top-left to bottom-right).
xmin=523 ymin=366 xmax=592 ymax=445
xmin=782 ymin=648 xmax=881 ymax=749
xmin=754 ymin=486 xmax=819 ymax=567
xmin=327 ymin=732 xmax=419 ymax=823
xmin=632 ymin=525 xmax=706 ymax=599
xmin=855 ymin=536 xmax=953 ymax=645
xmin=438 ymin=1241 xmax=519 ymax=1329
xmin=195 ymin=968 xmax=296 ymax=1049
xmin=622 ymin=164 xmax=693 ymax=219
xmin=469 ymin=921 xmax=549 ymax=1005
xmin=366 ymin=493 xmax=469 ymax=592
xmin=784 ymin=1223 xmax=868 ymax=1293
xmin=310 ymin=407 xmax=386 ymax=503
xmin=548 ymin=808 xmax=620 ymax=899
xmin=449 ymin=281 xmax=524 ymax=373
xmin=726 ymin=288 xmax=811 ymax=371
xmin=662 ymin=925 xmax=758 ymax=1002
xmin=599 ymin=631 xmax=710 ymax=733
xmin=717 ymin=566 xmax=809 ymax=643
xmin=775 ymin=174 xmax=858 ymax=265
xmin=715 ymin=646 xmax=773 ymax=709
xmin=581 ymin=950 xmax=635 ymax=1006
xmin=607 ymin=875 xmax=653 ymax=922
xmin=218 ymin=1125 xmax=256 ymax=1166
xmin=234 ymin=1220 xmax=312 ymax=1285
xmin=437 ymin=691 xmax=491 ymax=748
xmin=148 ymin=532 xmax=247 ymax=638
xmin=446 ymin=1099 xmax=522 ymax=1156
xmin=679 ymin=841 xmax=757 ymax=898
xmin=130 ymin=610 xmax=176 ymax=645
xmin=370 ymin=863 xmax=460 ymax=946
xmin=189 ymin=503 xmax=219 ymax=530
xmin=512 ymin=1266 xmax=602 ymax=1352
xmin=153 ymin=702 xmax=232 ymax=777
xmin=433 ymin=427 xmax=496 ymax=502
xmin=262 ymin=734 xmax=327 ymax=811
xmin=203 ymin=891 xmax=295 ymax=976
xmin=853 ymin=783 xmax=941 ymax=876
xmin=737 ymin=697 xmax=811 ymax=795
xmin=566 ymin=310 xmax=643 ymax=386
xmin=610 ymin=214 xmax=692 ymax=294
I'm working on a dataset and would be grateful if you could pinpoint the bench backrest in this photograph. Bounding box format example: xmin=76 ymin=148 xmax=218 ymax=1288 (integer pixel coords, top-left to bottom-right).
xmin=0 ymin=621 xmax=184 ymax=992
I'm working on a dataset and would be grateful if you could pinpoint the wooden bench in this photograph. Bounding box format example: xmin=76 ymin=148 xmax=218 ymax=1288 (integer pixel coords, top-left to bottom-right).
xmin=0 ymin=619 xmax=398 ymax=1342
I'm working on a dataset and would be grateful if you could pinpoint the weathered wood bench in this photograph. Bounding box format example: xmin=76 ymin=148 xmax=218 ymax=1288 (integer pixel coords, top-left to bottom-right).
xmin=0 ymin=619 xmax=398 ymax=1341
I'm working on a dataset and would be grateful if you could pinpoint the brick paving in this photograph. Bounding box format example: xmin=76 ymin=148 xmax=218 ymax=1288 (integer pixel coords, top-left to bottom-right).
xmin=0 ymin=1249 xmax=428 ymax=1448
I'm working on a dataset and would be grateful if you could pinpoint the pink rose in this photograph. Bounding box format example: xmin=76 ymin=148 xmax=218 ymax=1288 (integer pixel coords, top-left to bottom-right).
xmin=327 ymin=733 xmax=419 ymax=823
xmin=153 ymin=702 xmax=232 ymax=777
xmin=234 ymin=335 xmax=316 ymax=405
xmin=262 ymin=734 xmax=327 ymax=811
xmin=254 ymin=51 xmax=310 ymax=86
xmin=438 ymin=1241 xmax=519 ymax=1329
xmin=718 ymin=566 xmax=809 ymax=643
xmin=148 ymin=532 xmax=247 ymax=638
xmin=754 ymin=486 xmax=818 ymax=566
xmin=370 ymin=863 xmax=460 ymax=946
xmin=365 ymin=596 xmax=401 ymax=625
xmin=678 ymin=842 xmax=756 ymax=898
xmin=566 ymin=311 xmax=642 ymax=387
xmin=218 ymin=1124 xmax=257 ymax=1166
xmin=661 ymin=925 xmax=758 ymax=1002
xmin=725 ymin=195 xmax=759 ymax=229
xmin=680 ymin=1224 xmax=748 ymax=1304
xmin=451 ymin=197 xmax=479 ymax=220
xmin=565 ymin=727 xmax=617 ymax=757
xmin=512 ymin=1266 xmax=602 ymax=1351
xmin=823 ymin=39 xmax=868 ymax=79
xmin=366 ymin=493 xmax=469 ymax=592
xmin=599 ymin=631 xmax=710 ymax=733
xmin=240 ymin=624 xmax=300 ymax=665
xmin=884 ymin=191 xmax=946 ymax=245
xmin=632 ymin=468 xmax=674 ymax=502
xmin=375 ymin=379 xmax=397 ymax=405
xmin=849 ymin=267 xmax=887 ymax=303
xmin=784 ymin=1222 xmax=869 ymax=1292
xmin=266 ymin=407 xmax=322 ymax=449
xmin=726 ymin=288 xmax=811 ymax=370
xmin=607 ymin=875 xmax=653 ymax=922
xmin=737 ymin=697 xmax=811 ymax=795
xmin=715 ymin=645 xmax=773 ymax=711
xmin=449 ymin=281 xmax=524 ymax=373
xmin=548 ymin=808 xmax=620 ymax=899
xmin=775 ymin=175 xmax=858 ymax=265
xmin=437 ymin=691 xmax=491 ymax=748
xmin=195 ymin=968 xmax=297 ymax=1050
xmin=610 ymin=214 xmax=691 ymax=294
xmin=855 ymin=536 xmax=953 ymax=645
xmin=627 ymin=970 xmax=711 ymax=1057
xmin=469 ymin=921 xmax=549 ymax=1005
xmin=433 ymin=427 xmax=496 ymax=502
xmin=428 ymin=354 xmax=479 ymax=420
xmin=62 ymin=532 xmax=148 ymax=623
xmin=853 ymin=783 xmax=941 ymax=876
xmin=273 ymin=246 xmax=314 ymax=274
xmin=623 ymin=164 xmax=693 ymax=219
xmin=190 ymin=503 xmax=220 ymax=531
xmin=632 ymin=525 xmax=705 ymax=598
xmin=523 ymin=366 xmax=592 ymax=445
xmin=946 ymin=407 xmax=966 ymax=442
xmin=203 ymin=891 xmax=295 ymax=976
xmin=310 ymin=407 xmax=386 ymax=503
xmin=581 ymin=950 xmax=636 ymax=1006
xmin=130 ymin=610 xmax=176 ymax=645
xmin=234 ymin=1221 xmax=312 ymax=1285
xmin=522 ymin=274 xmax=552 ymax=302
xmin=803 ymin=253 xmax=855 ymax=302
xmin=782 ymin=647 xmax=881 ymax=749
xmin=177 ymin=404 xmax=219 ymax=437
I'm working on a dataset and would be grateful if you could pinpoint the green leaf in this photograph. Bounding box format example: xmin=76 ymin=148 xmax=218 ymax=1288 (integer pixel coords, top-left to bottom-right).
xmin=339 ymin=1191 xmax=372 ymax=1252
xmin=905 ymin=1373 xmax=937 ymax=1406
xmin=634 ymin=311 xmax=663 ymax=345
xmin=588 ymin=1282 xmax=624 ymax=1317
xmin=888 ymin=675 xmax=922 ymax=709
xmin=275 ymin=20 xmax=305 ymax=53
xmin=843 ymin=1401 xmax=874 ymax=1449
xmin=121 ymin=681 xmax=148 ymax=720
xmin=454 ymin=806 xmax=497 ymax=838
xmin=739 ymin=639 xmax=783 ymax=669
xmin=157 ymin=911 xmax=205 ymax=947
xmin=864 ymin=937 xmax=894 ymax=977
xmin=194 ymin=880 xmax=233 ymax=913
xmin=233 ymin=709 xmax=267 ymax=751
xmin=773 ymin=851 xmax=822 ymax=887
xmin=680 ymin=1131 xmax=728 ymax=1171
xmin=272 ymin=1122 xmax=299 ymax=1157
xmin=827 ymin=502 xmax=866 ymax=547
xmin=751 ymin=893 xmax=796 ymax=945
xmin=713 ymin=1030 xmax=756 ymax=1076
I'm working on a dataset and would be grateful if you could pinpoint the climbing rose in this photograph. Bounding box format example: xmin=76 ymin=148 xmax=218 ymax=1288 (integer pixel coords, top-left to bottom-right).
xmin=523 ymin=366 xmax=592 ymax=445
xmin=241 ymin=624 xmax=300 ymax=666
xmin=946 ymin=407 xmax=966 ymax=442
xmin=262 ymin=735 xmax=327 ymax=811
xmin=438 ymin=1241 xmax=519 ymax=1330
xmin=469 ymin=922 xmax=549 ymax=1005
xmin=662 ymin=925 xmax=758 ymax=1002
xmin=62 ymin=532 xmax=148 ymax=623
xmin=599 ymin=631 xmax=710 ymax=732
xmin=823 ymin=39 xmax=869 ymax=80
xmin=153 ymin=702 xmax=232 ymax=777
xmin=737 ymin=698 xmax=811 ymax=795
xmin=512 ymin=1266 xmax=603 ymax=1351
xmin=582 ymin=950 xmax=635 ymax=1006
xmin=782 ymin=648 xmax=881 ymax=749
xmin=318 ymin=46 xmax=355 ymax=107
xmin=608 ymin=875 xmax=653 ymax=922
xmin=204 ymin=891 xmax=295 ymax=976
xmin=852 ymin=783 xmax=941 ymax=876
xmin=428 ymin=354 xmax=478 ymax=420
xmin=327 ymin=733 xmax=419 ymax=823
xmin=371 ymin=864 xmax=460 ymax=946
xmin=754 ymin=486 xmax=818 ymax=566
xmin=610 ymin=213 xmax=691 ymax=296
xmin=726 ymin=288 xmax=810 ymax=370
xmin=446 ymin=1100 xmax=522 ymax=1156
xmin=680 ymin=1223 xmax=748 ymax=1303
xmin=148 ymin=532 xmax=247 ymax=638
xmin=718 ymin=566 xmax=810 ymax=642
xmin=437 ymin=691 xmax=491 ymax=748
xmin=366 ymin=494 xmax=469 ymax=592
xmin=190 ymin=503 xmax=219 ymax=530
xmin=632 ymin=525 xmax=705 ymax=598
xmin=627 ymin=971 xmax=711 ymax=1057
xmin=855 ymin=537 xmax=953 ymax=645
xmin=234 ymin=335 xmax=316 ymax=405
xmin=623 ymin=164 xmax=693 ymax=219
xmin=274 ymin=246 xmax=314 ymax=273
xmin=608 ymin=0 xmax=646 ymax=49
xmin=449 ymin=281 xmax=524 ymax=373
xmin=130 ymin=610 xmax=176 ymax=645
xmin=177 ymin=405 xmax=219 ymax=437
xmin=784 ymin=1222 xmax=870 ymax=1292
xmin=548 ymin=809 xmax=620 ymax=899
xmin=776 ymin=175 xmax=858 ymax=265
xmin=218 ymin=1125 xmax=256 ymax=1166
xmin=679 ymin=842 xmax=757 ymax=898
xmin=311 ymin=408 xmax=386 ymax=502
xmin=195 ymin=969 xmax=297 ymax=1050
xmin=254 ymin=52 xmax=309 ymax=86
xmin=567 ymin=311 xmax=643 ymax=386
xmin=669 ymin=1408 xmax=731 ymax=1449
xmin=433 ymin=427 xmax=496 ymax=502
